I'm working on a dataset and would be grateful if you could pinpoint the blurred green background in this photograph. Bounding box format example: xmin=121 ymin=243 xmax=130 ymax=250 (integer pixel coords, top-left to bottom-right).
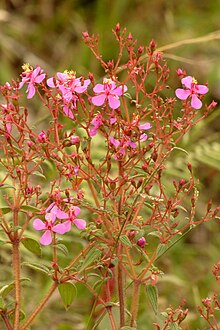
xmin=0 ymin=0 xmax=220 ymax=329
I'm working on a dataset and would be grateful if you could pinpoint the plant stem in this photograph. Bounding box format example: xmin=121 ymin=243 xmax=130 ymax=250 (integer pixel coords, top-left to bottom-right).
xmin=20 ymin=282 xmax=58 ymax=330
xmin=12 ymin=206 xmax=21 ymax=330
xmin=117 ymin=243 xmax=125 ymax=328
xmin=0 ymin=311 xmax=13 ymax=330
xmin=130 ymin=280 xmax=140 ymax=327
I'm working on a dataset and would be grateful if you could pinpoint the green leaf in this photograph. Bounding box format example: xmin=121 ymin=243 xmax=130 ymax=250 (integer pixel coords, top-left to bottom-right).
xmin=120 ymin=327 xmax=137 ymax=330
xmin=58 ymin=282 xmax=76 ymax=310
xmin=21 ymin=237 xmax=42 ymax=256
xmin=55 ymin=243 xmax=69 ymax=256
xmin=169 ymin=324 xmax=181 ymax=330
xmin=156 ymin=243 xmax=168 ymax=259
xmin=0 ymin=184 xmax=16 ymax=191
xmin=146 ymin=284 xmax=158 ymax=315
xmin=119 ymin=235 xmax=132 ymax=247
xmin=0 ymin=206 xmax=11 ymax=214
xmin=79 ymin=247 xmax=102 ymax=273
xmin=125 ymin=224 xmax=139 ymax=231
xmin=22 ymin=262 xmax=50 ymax=274
xmin=20 ymin=205 xmax=41 ymax=213
xmin=0 ymin=278 xmax=30 ymax=298
xmin=32 ymin=171 xmax=46 ymax=180
xmin=9 ymin=309 xmax=26 ymax=322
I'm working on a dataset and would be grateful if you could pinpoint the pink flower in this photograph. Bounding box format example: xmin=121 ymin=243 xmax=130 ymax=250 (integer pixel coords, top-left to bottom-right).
xmin=89 ymin=113 xmax=104 ymax=137
xmin=109 ymin=136 xmax=136 ymax=161
xmin=138 ymin=122 xmax=152 ymax=142
xmin=47 ymin=71 xmax=90 ymax=94
xmin=92 ymin=78 xmax=128 ymax=110
xmin=175 ymin=76 xmax=208 ymax=109
xmin=33 ymin=204 xmax=68 ymax=245
xmin=62 ymin=206 xmax=86 ymax=232
xmin=47 ymin=71 xmax=90 ymax=118
xmin=19 ymin=64 xmax=46 ymax=99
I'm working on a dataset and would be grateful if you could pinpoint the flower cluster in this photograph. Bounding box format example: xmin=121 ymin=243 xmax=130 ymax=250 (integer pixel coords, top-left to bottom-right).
xmin=33 ymin=203 xmax=86 ymax=245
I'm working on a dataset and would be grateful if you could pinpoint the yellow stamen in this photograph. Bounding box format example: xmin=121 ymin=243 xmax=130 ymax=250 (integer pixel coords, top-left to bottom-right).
xmin=192 ymin=77 xmax=198 ymax=84
xmin=21 ymin=63 xmax=33 ymax=73
xmin=103 ymin=78 xmax=113 ymax=84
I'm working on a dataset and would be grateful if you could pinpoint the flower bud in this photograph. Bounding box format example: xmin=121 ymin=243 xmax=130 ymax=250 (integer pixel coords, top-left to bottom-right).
xmin=137 ymin=236 xmax=146 ymax=248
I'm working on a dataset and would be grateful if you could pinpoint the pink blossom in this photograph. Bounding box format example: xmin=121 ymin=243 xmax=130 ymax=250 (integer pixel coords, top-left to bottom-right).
xmin=62 ymin=206 xmax=86 ymax=232
xmin=109 ymin=136 xmax=135 ymax=161
xmin=19 ymin=64 xmax=46 ymax=99
xmin=137 ymin=237 xmax=146 ymax=248
xmin=47 ymin=71 xmax=90 ymax=118
xmin=37 ymin=131 xmax=47 ymax=143
xmin=92 ymin=78 xmax=128 ymax=110
xmin=138 ymin=122 xmax=152 ymax=142
xmin=70 ymin=135 xmax=80 ymax=145
xmin=33 ymin=204 xmax=68 ymax=245
xmin=89 ymin=113 xmax=104 ymax=137
xmin=175 ymin=76 xmax=208 ymax=109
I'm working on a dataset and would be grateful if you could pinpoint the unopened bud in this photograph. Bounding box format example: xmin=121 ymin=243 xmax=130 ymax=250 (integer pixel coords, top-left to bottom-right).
xmin=207 ymin=200 xmax=212 ymax=213
xmin=149 ymin=39 xmax=156 ymax=54
xmin=115 ymin=23 xmax=120 ymax=35
xmin=137 ymin=236 xmax=146 ymax=248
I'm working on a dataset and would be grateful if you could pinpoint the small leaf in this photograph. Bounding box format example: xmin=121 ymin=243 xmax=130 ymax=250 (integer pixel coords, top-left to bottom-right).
xmin=79 ymin=247 xmax=102 ymax=273
xmin=125 ymin=224 xmax=139 ymax=231
xmin=0 ymin=206 xmax=11 ymax=214
xmin=20 ymin=205 xmax=41 ymax=213
xmin=21 ymin=237 xmax=42 ymax=256
xmin=156 ymin=243 xmax=168 ymax=259
xmin=55 ymin=243 xmax=69 ymax=256
xmin=0 ymin=185 xmax=16 ymax=191
xmin=32 ymin=171 xmax=46 ymax=180
xmin=119 ymin=235 xmax=132 ymax=247
xmin=0 ymin=278 xmax=30 ymax=298
xmin=146 ymin=284 xmax=158 ymax=315
xmin=22 ymin=262 xmax=50 ymax=274
xmin=169 ymin=324 xmax=181 ymax=330
xmin=58 ymin=282 xmax=76 ymax=310
xmin=9 ymin=309 xmax=26 ymax=322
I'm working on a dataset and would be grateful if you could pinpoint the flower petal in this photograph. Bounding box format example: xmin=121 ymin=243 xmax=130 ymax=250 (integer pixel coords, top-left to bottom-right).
xmin=92 ymin=94 xmax=106 ymax=106
xmin=33 ymin=219 xmax=46 ymax=231
xmin=108 ymin=95 xmax=120 ymax=109
xmin=197 ymin=85 xmax=209 ymax=94
xmin=175 ymin=88 xmax=191 ymax=100
xmin=27 ymin=85 xmax=36 ymax=99
xmin=111 ymin=85 xmax=128 ymax=96
xmin=34 ymin=73 xmax=46 ymax=83
xmin=109 ymin=137 xmax=120 ymax=148
xmin=93 ymin=84 xmax=105 ymax=93
xmin=139 ymin=122 xmax=152 ymax=130
xmin=47 ymin=77 xmax=55 ymax=88
xmin=73 ymin=219 xmax=86 ymax=230
xmin=191 ymin=94 xmax=202 ymax=109
xmin=62 ymin=220 xmax=71 ymax=233
xmin=52 ymin=223 xmax=67 ymax=234
xmin=51 ymin=206 xmax=69 ymax=220
xmin=181 ymin=76 xmax=193 ymax=89
xmin=40 ymin=231 xmax=52 ymax=245
xmin=71 ymin=206 xmax=81 ymax=216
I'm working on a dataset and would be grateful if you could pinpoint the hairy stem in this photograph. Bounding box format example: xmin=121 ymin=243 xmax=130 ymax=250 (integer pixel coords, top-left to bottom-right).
xmin=117 ymin=243 xmax=125 ymax=327
xmin=130 ymin=280 xmax=141 ymax=327
xmin=12 ymin=208 xmax=21 ymax=330
xmin=20 ymin=282 xmax=58 ymax=330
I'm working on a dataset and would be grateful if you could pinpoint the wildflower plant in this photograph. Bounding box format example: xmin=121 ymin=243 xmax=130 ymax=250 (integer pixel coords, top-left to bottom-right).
xmin=0 ymin=25 xmax=219 ymax=330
